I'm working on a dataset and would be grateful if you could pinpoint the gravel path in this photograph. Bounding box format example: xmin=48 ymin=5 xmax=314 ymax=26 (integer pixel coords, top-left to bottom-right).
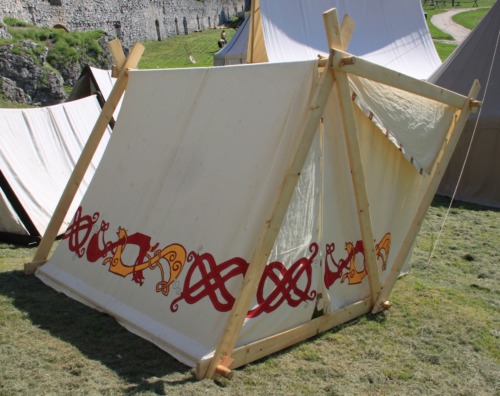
xmin=430 ymin=8 xmax=475 ymax=44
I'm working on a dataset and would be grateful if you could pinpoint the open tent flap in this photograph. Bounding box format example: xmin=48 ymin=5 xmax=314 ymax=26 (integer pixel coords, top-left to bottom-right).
xmin=35 ymin=55 xmax=460 ymax=368
xmin=0 ymin=95 xmax=112 ymax=238
xmin=349 ymin=75 xmax=456 ymax=174
xmin=255 ymin=0 xmax=441 ymax=79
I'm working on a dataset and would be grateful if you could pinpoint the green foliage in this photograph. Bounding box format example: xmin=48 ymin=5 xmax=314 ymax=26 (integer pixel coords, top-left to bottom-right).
xmin=0 ymin=94 xmax=35 ymax=108
xmin=47 ymin=39 xmax=79 ymax=63
xmin=3 ymin=17 xmax=31 ymax=27
xmin=8 ymin=26 xmax=59 ymax=42
xmin=2 ymin=22 xmax=107 ymax=70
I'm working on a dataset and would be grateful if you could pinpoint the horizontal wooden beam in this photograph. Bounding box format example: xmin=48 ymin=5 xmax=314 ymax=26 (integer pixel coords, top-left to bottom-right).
xmin=197 ymin=298 xmax=371 ymax=378
xmin=332 ymin=49 xmax=468 ymax=109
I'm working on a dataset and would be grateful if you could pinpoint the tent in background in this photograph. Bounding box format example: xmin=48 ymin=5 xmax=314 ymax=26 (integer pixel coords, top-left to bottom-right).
xmin=218 ymin=0 xmax=441 ymax=80
xmin=32 ymin=10 xmax=477 ymax=379
xmin=213 ymin=16 xmax=250 ymax=66
xmin=429 ymin=2 xmax=500 ymax=208
xmin=0 ymin=96 xmax=112 ymax=244
xmin=68 ymin=65 xmax=122 ymax=121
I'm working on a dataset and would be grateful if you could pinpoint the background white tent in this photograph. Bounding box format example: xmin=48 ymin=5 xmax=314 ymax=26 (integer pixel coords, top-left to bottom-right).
xmin=429 ymin=2 xmax=500 ymax=208
xmin=35 ymin=43 xmax=474 ymax=377
xmin=213 ymin=16 xmax=250 ymax=66
xmin=0 ymin=96 xmax=112 ymax=244
xmin=219 ymin=0 xmax=441 ymax=80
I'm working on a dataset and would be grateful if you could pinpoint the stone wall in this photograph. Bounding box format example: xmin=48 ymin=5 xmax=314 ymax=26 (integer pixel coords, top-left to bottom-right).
xmin=0 ymin=0 xmax=248 ymax=48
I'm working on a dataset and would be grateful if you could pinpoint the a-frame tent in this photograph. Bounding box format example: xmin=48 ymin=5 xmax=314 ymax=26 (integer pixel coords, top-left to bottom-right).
xmin=245 ymin=0 xmax=441 ymax=80
xmin=68 ymin=65 xmax=123 ymax=122
xmin=213 ymin=16 xmax=250 ymax=66
xmin=429 ymin=1 xmax=500 ymax=208
xmin=0 ymin=96 xmax=112 ymax=244
xmin=27 ymin=10 xmax=478 ymax=379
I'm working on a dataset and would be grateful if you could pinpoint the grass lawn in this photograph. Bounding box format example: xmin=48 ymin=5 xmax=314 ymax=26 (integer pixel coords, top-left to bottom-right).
xmin=139 ymin=28 xmax=236 ymax=69
xmin=452 ymin=8 xmax=491 ymax=28
xmin=1 ymin=196 xmax=498 ymax=394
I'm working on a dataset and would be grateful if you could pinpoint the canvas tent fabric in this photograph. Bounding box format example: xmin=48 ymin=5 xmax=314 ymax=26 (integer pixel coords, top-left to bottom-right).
xmin=0 ymin=95 xmax=112 ymax=243
xmin=213 ymin=16 xmax=250 ymax=66
xmin=68 ymin=65 xmax=122 ymax=120
xmin=245 ymin=0 xmax=441 ymax=80
xmin=35 ymin=56 xmax=462 ymax=369
xmin=428 ymin=2 xmax=500 ymax=208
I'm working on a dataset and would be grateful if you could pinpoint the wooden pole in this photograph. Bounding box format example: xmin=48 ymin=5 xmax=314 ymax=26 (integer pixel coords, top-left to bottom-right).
xmin=324 ymin=10 xmax=382 ymax=306
xmin=333 ymin=49 xmax=469 ymax=109
xmin=24 ymin=41 xmax=144 ymax=274
xmin=203 ymin=9 xmax=358 ymax=380
xmin=371 ymin=80 xmax=480 ymax=313
xmin=197 ymin=297 xmax=372 ymax=377
xmin=247 ymin=0 xmax=259 ymax=63
xmin=203 ymin=51 xmax=337 ymax=382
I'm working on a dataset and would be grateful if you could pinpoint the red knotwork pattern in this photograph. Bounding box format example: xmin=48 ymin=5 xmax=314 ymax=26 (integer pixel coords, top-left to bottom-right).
xmin=62 ymin=206 xmax=187 ymax=297
xmin=170 ymin=251 xmax=248 ymax=313
xmin=62 ymin=206 xmax=99 ymax=258
xmin=246 ymin=243 xmax=318 ymax=318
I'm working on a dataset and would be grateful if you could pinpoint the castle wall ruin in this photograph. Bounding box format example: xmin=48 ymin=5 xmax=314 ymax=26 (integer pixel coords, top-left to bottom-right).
xmin=0 ymin=0 xmax=248 ymax=48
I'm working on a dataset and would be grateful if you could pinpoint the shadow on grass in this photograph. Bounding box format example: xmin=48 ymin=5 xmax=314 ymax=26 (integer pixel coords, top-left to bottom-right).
xmin=431 ymin=194 xmax=500 ymax=212
xmin=0 ymin=269 xmax=196 ymax=394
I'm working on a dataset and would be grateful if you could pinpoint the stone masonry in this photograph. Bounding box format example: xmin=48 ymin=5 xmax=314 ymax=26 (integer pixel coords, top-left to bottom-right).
xmin=0 ymin=0 xmax=248 ymax=48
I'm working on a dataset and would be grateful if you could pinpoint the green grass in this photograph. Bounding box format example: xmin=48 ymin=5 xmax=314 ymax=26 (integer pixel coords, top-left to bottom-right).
xmin=423 ymin=2 xmax=494 ymax=60
xmin=452 ymin=8 xmax=491 ymax=28
xmin=1 ymin=196 xmax=498 ymax=394
xmin=140 ymin=28 xmax=236 ymax=69
xmin=434 ymin=41 xmax=459 ymax=61
xmin=0 ymin=97 xmax=35 ymax=108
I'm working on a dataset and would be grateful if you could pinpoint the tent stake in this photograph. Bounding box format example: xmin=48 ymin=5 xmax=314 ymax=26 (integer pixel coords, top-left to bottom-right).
xmin=24 ymin=40 xmax=144 ymax=274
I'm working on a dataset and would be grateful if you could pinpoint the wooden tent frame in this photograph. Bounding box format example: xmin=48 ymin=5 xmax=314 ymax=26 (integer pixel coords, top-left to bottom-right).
xmin=25 ymin=9 xmax=479 ymax=380
xmin=24 ymin=40 xmax=144 ymax=274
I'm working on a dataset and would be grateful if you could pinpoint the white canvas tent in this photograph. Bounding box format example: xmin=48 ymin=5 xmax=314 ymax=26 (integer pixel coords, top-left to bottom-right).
xmin=220 ymin=0 xmax=441 ymax=80
xmin=0 ymin=96 xmax=112 ymax=244
xmin=429 ymin=2 xmax=500 ymax=208
xmin=28 ymin=12 xmax=478 ymax=379
xmin=213 ymin=16 xmax=250 ymax=66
